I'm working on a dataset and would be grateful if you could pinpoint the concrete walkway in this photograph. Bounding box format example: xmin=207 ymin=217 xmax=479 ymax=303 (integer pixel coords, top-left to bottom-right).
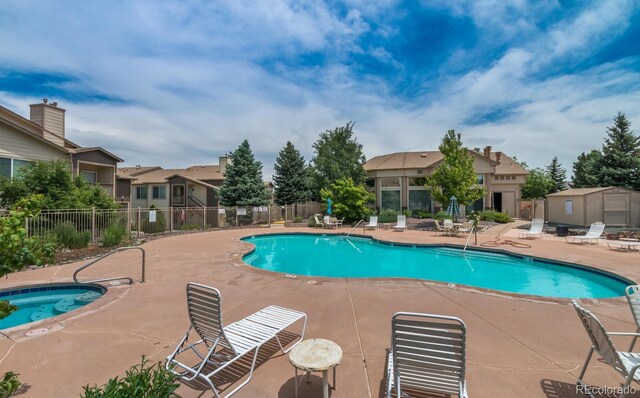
xmin=1 ymin=224 xmax=640 ymax=397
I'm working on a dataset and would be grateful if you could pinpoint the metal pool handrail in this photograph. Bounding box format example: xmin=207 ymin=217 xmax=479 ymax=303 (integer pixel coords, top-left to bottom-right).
xmin=73 ymin=247 xmax=146 ymax=285
xmin=346 ymin=219 xmax=364 ymax=237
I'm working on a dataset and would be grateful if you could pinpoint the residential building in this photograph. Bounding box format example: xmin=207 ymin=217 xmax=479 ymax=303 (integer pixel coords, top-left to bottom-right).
xmin=0 ymin=99 xmax=127 ymax=202
xmin=364 ymin=146 xmax=528 ymax=217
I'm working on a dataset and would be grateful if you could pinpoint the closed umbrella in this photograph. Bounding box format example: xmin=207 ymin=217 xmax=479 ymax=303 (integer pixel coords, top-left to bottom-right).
xmin=327 ymin=198 xmax=332 ymax=215
xmin=446 ymin=196 xmax=461 ymax=222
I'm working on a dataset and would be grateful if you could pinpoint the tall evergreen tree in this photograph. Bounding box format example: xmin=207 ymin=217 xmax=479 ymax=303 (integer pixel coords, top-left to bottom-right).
xmin=310 ymin=122 xmax=366 ymax=199
xmin=546 ymin=157 xmax=566 ymax=193
xmin=572 ymin=150 xmax=602 ymax=188
xmin=597 ymin=112 xmax=640 ymax=189
xmin=273 ymin=142 xmax=309 ymax=205
xmin=218 ymin=140 xmax=269 ymax=206
xmin=424 ymin=130 xmax=485 ymax=207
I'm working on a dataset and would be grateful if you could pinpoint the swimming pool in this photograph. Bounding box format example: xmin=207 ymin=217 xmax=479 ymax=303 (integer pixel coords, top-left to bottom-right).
xmin=242 ymin=234 xmax=630 ymax=298
xmin=0 ymin=283 xmax=105 ymax=330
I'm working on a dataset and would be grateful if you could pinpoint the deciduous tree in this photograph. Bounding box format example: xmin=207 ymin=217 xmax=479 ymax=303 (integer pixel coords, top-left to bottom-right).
xmin=320 ymin=178 xmax=374 ymax=222
xmin=310 ymin=122 xmax=366 ymax=198
xmin=424 ymin=130 xmax=485 ymax=208
xmin=521 ymin=168 xmax=554 ymax=199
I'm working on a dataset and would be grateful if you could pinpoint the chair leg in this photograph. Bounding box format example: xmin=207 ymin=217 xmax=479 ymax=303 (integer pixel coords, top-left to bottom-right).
xmin=629 ymin=326 xmax=640 ymax=351
xmin=576 ymin=347 xmax=595 ymax=398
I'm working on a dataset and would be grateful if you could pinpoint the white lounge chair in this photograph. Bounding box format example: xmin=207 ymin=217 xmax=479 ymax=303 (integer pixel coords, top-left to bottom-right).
xmin=364 ymin=216 xmax=378 ymax=230
xmin=518 ymin=218 xmax=544 ymax=239
xmin=607 ymin=240 xmax=640 ymax=252
xmin=572 ymin=300 xmax=640 ymax=397
xmin=433 ymin=219 xmax=445 ymax=236
xmin=626 ymin=286 xmax=640 ymax=351
xmin=335 ymin=217 xmax=345 ymax=228
xmin=166 ymin=283 xmax=307 ymax=398
xmin=313 ymin=215 xmax=323 ymax=228
xmin=386 ymin=312 xmax=468 ymax=398
xmin=457 ymin=221 xmax=474 ymax=236
xmin=566 ymin=222 xmax=606 ymax=244
xmin=393 ymin=215 xmax=406 ymax=232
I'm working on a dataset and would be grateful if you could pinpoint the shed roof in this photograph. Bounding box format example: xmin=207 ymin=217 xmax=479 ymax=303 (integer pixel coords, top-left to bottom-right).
xmin=546 ymin=187 xmax=618 ymax=197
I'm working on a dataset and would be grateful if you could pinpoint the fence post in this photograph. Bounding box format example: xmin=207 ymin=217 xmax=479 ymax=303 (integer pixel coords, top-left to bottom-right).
xmin=137 ymin=207 xmax=141 ymax=241
xmin=91 ymin=207 xmax=96 ymax=244
xmin=203 ymin=207 xmax=207 ymax=229
xmin=170 ymin=206 xmax=174 ymax=233
xmin=268 ymin=205 xmax=271 ymax=227
xmin=235 ymin=206 xmax=238 ymax=228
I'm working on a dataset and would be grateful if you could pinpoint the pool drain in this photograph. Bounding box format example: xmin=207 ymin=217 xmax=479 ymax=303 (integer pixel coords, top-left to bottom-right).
xmin=25 ymin=328 xmax=49 ymax=337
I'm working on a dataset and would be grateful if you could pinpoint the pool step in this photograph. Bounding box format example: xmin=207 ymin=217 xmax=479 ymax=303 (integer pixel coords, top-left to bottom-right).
xmin=54 ymin=298 xmax=80 ymax=314
xmin=30 ymin=306 xmax=50 ymax=322
xmin=75 ymin=291 xmax=102 ymax=303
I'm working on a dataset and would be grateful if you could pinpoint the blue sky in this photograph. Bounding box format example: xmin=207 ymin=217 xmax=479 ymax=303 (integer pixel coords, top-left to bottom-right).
xmin=0 ymin=0 xmax=639 ymax=177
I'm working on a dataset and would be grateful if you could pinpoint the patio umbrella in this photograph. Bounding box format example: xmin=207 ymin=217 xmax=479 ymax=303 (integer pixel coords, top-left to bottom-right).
xmin=446 ymin=195 xmax=461 ymax=222
xmin=327 ymin=198 xmax=332 ymax=215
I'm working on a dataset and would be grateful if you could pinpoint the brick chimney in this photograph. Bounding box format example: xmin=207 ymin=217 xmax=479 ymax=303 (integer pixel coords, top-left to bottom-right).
xmin=495 ymin=151 xmax=502 ymax=162
xmin=29 ymin=99 xmax=66 ymax=138
xmin=483 ymin=146 xmax=492 ymax=158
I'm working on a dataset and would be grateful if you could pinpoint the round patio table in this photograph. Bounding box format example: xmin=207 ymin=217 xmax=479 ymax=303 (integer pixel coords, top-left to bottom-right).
xmin=289 ymin=338 xmax=342 ymax=398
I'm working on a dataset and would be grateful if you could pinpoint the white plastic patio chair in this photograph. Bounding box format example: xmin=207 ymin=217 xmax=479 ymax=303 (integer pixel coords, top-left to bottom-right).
xmin=433 ymin=219 xmax=445 ymax=236
xmin=323 ymin=215 xmax=336 ymax=229
xmin=457 ymin=221 xmax=474 ymax=236
xmin=393 ymin=215 xmax=406 ymax=232
xmin=386 ymin=312 xmax=468 ymax=398
xmin=166 ymin=283 xmax=307 ymax=398
xmin=443 ymin=219 xmax=455 ymax=236
xmin=518 ymin=218 xmax=544 ymax=239
xmin=313 ymin=215 xmax=323 ymax=228
xmin=364 ymin=216 xmax=378 ymax=230
xmin=566 ymin=222 xmax=606 ymax=244
xmin=572 ymin=300 xmax=640 ymax=398
xmin=626 ymin=285 xmax=640 ymax=351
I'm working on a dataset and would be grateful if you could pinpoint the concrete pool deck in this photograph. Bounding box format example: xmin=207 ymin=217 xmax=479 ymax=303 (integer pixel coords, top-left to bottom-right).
xmin=2 ymin=223 xmax=640 ymax=397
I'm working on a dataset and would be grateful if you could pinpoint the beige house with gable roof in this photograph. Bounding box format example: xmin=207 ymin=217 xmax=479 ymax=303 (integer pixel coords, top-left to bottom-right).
xmin=364 ymin=146 xmax=528 ymax=217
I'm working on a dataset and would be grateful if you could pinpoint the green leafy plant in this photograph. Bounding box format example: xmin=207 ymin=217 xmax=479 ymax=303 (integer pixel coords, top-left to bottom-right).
xmin=51 ymin=222 xmax=91 ymax=249
xmin=0 ymin=371 xmax=21 ymax=398
xmin=378 ymin=209 xmax=398 ymax=223
xmin=141 ymin=208 xmax=167 ymax=234
xmin=294 ymin=216 xmax=303 ymax=223
xmin=0 ymin=301 xmax=18 ymax=321
xmin=179 ymin=224 xmax=200 ymax=230
xmin=81 ymin=357 xmax=179 ymax=398
xmin=433 ymin=211 xmax=450 ymax=221
xmin=100 ymin=221 xmax=128 ymax=247
xmin=320 ymin=178 xmax=374 ymax=222
xmin=413 ymin=210 xmax=432 ymax=219
xmin=478 ymin=210 xmax=512 ymax=223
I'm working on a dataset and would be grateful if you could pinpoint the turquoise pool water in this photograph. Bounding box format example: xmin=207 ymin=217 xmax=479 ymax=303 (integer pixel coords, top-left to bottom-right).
xmin=0 ymin=284 xmax=105 ymax=329
xmin=242 ymin=234 xmax=629 ymax=298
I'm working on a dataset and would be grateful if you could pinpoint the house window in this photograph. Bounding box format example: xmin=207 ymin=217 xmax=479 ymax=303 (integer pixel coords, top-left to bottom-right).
xmin=565 ymin=200 xmax=573 ymax=215
xmin=380 ymin=177 xmax=401 ymax=187
xmin=80 ymin=170 xmax=97 ymax=184
xmin=409 ymin=177 xmax=427 ymax=186
xmin=477 ymin=174 xmax=484 ymax=185
xmin=13 ymin=159 xmax=31 ymax=176
xmin=468 ymin=198 xmax=484 ymax=213
xmin=152 ymin=186 xmax=166 ymax=199
xmin=365 ymin=178 xmax=375 ymax=188
xmin=0 ymin=158 xmax=10 ymax=179
xmin=136 ymin=186 xmax=148 ymax=199
xmin=409 ymin=190 xmax=431 ymax=211
xmin=381 ymin=190 xmax=401 ymax=211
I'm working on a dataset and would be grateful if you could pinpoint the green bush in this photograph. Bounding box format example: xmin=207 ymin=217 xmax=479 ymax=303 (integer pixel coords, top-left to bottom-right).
xmin=0 ymin=195 xmax=55 ymax=277
xmin=51 ymin=222 xmax=91 ymax=249
xmin=0 ymin=371 xmax=21 ymax=398
xmin=478 ymin=210 xmax=512 ymax=223
xmin=0 ymin=301 xmax=18 ymax=320
xmin=101 ymin=222 xmax=128 ymax=247
xmin=141 ymin=209 xmax=167 ymax=234
xmin=433 ymin=211 xmax=450 ymax=221
xmin=320 ymin=178 xmax=374 ymax=222
xmin=378 ymin=209 xmax=398 ymax=223
xmin=81 ymin=357 xmax=179 ymax=398
xmin=294 ymin=216 xmax=303 ymax=223
xmin=412 ymin=210 xmax=432 ymax=219
xmin=402 ymin=210 xmax=412 ymax=218
xmin=179 ymin=224 xmax=200 ymax=231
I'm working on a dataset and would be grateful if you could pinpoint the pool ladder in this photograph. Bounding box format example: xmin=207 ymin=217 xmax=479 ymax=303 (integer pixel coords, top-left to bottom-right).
xmin=73 ymin=247 xmax=146 ymax=285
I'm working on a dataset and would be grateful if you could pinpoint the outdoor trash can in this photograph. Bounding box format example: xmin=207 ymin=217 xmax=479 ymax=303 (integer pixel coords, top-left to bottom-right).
xmin=556 ymin=225 xmax=569 ymax=237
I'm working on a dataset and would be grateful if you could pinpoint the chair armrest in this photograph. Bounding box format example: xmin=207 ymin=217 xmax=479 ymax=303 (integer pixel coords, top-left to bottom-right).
xmin=607 ymin=332 xmax=640 ymax=337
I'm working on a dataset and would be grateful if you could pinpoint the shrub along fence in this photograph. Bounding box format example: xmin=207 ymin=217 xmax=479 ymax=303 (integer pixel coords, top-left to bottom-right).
xmin=19 ymin=203 xmax=321 ymax=244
